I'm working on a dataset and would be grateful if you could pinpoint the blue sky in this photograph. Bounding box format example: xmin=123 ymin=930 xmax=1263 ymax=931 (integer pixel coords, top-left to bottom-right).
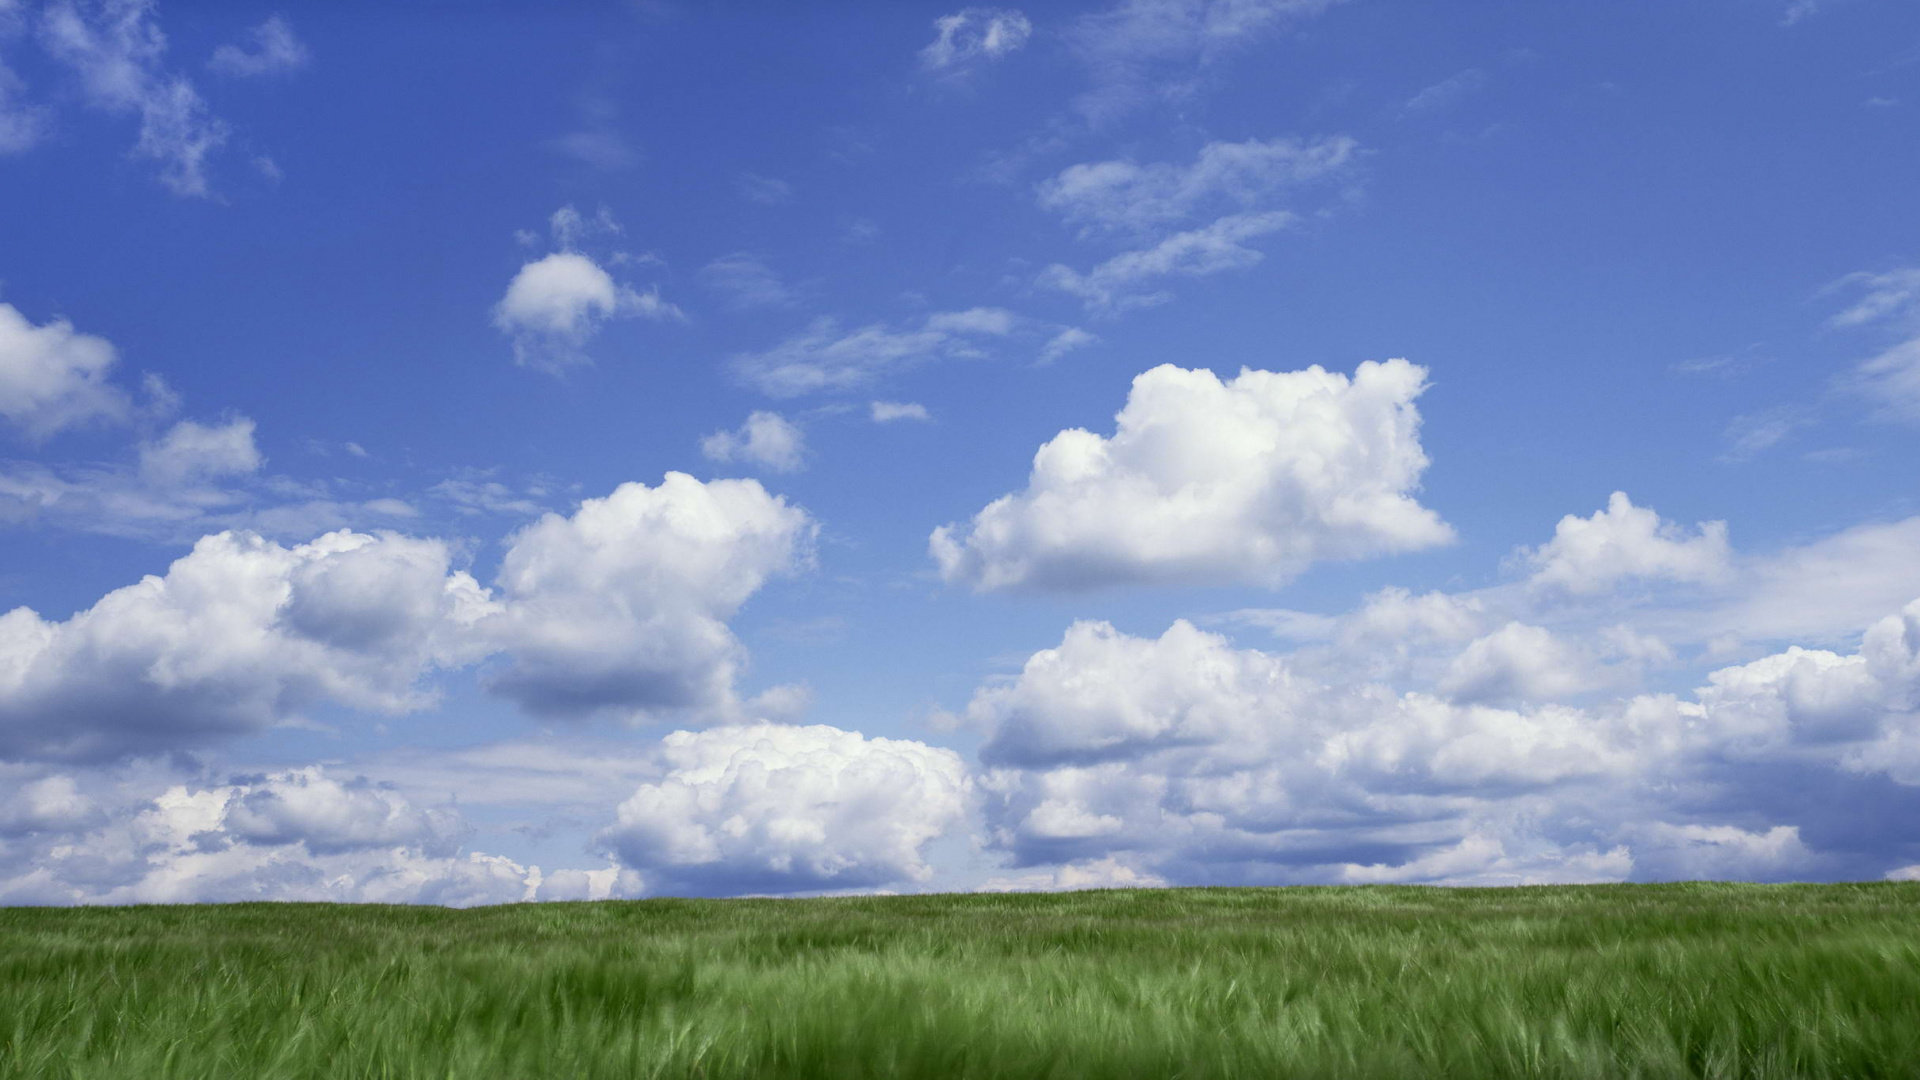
xmin=1 ymin=0 xmax=1918 ymax=902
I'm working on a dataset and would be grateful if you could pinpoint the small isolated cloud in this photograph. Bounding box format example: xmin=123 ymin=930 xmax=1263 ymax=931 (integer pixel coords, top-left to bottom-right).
xmin=207 ymin=15 xmax=308 ymax=78
xmin=701 ymin=411 xmax=806 ymax=473
xmin=732 ymin=308 xmax=1016 ymax=397
xmin=0 ymin=302 xmax=131 ymax=440
xmin=1041 ymin=211 xmax=1295 ymax=311
xmin=138 ymin=416 xmax=262 ymax=485
xmin=920 ymin=8 xmax=1032 ymax=73
xmin=1780 ymin=0 xmax=1825 ymax=26
xmin=37 ymin=0 xmax=230 ymax=196
xmin=932 ymin=358 xmax=1453 ymax=591
xmin=493 ymin=206 xmax=683 ymax=372
xmin=870 ymin=400 xmax=931 ymax=423
xmin=735 ymin=172 xmax=793 ymax=205
xmin=1038 ymin=327 xmax=1098 ymax=363
xmin=1402 ymin=67 xmax=1488 ymax=115
xmin=699 ymin=252 xmax=795 ymax=310
xmin=598 ymin=723 xmax=970 ymax=896
xmin=1520 ymin=492 xmax=1732 ymax=596
xmin=1721 ymin=406 xmax=1814 ymax=462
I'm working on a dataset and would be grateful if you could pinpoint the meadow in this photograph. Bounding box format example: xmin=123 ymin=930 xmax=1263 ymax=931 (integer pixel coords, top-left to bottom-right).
xmin=3 ymin=882 xmax=1918 ymax=1079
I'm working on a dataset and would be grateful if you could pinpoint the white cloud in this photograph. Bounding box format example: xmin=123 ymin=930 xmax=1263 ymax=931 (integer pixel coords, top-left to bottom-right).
xmin=1521 ymin=492 xmax=1732 ymax=596
xmin=701 ymin=411 xmax=806 ymax=473
xmin=735 ymin=172 xmax=793 ymax=205
xmin=599 ymin=723 xmax=970 ymax=895
xmin=1037 ymin=136 xmax=1356 ymax=237
xmin=920 ymin=8 xmax=1032 ymax=73
xmin=0 ymin=765 xmax=643 ymax=905
xmin=0 ymin=529 xmax=493 ymax=762
xmin=1038 ymin=327 xmax=1098 ymax=363
xmin=932 ymin=359 xmax=1452 ymax=591
xmin=0 ymin=55 xmax=49 ymax=154
xmin=493 ymin=252 xmax=682 ymax=372
xmin=1067 ymin=0 xmax=1345 ymax=123
xmin=1830 ymin=268 xmax=1920 ymax=422
xmin=966 ymin=588 xmax=1920 ymax=886
xmin=1402 ymin=68 xmax=1488 ymax=114
xmin=731 ymin=308 xmax=1016 ymax=397
xmin=0 ymin=302 xmax=132 ymax=439
xmin=138 ymin=416 xmax=261 ymax=485
xmin=699 ymin=252 xmax=796 ymax=309
xmin=870 ymin=400 xmax=931 ymax=423
xmin=1437 ymin=622 xmax=1605 ymax=705
xmin=483 ymin=473 xmax=815 ymax=723
xmin=207 ymin=14 xmax=308 ymax=78
xmin=38 ymin=0 xmax=229 ymax=196
xmin=1039 ymin=210 xmax=1296 ymax=311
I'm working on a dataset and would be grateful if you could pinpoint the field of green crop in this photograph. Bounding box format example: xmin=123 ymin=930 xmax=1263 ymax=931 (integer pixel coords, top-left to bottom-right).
xmin=3 ymin=882 xmax=1918 ymax=1079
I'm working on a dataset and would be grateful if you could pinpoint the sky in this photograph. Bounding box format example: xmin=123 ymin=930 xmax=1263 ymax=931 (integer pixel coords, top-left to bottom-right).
xmin=0 ymin=0 xmax=1918 ymax=904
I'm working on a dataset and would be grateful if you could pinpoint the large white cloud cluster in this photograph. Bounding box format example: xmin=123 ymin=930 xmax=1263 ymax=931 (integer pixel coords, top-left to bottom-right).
xmin=932 ymin=359 xmax=1452 ymax=591
xmin=0 ymin=765 xmax=642 ymax=905
xmin=963 ymin=592 xmax=1920 ymax=887
xmin=599 ymin=723 xmax=970 ymax=895
xmin=0 ymin=473 xmax=814 ymax=762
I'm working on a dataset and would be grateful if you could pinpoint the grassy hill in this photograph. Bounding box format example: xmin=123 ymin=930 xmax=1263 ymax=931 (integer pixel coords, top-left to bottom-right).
xmin=3 ymin=882 xmax=1918 ymax=1078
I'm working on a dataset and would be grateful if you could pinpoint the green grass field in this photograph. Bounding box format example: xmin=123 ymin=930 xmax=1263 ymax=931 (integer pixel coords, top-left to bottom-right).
xmin=4 ymin=883 xmax=1919 ymax=1079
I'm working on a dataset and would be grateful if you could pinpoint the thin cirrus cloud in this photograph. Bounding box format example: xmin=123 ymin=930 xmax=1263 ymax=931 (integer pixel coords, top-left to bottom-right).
xmin=206 ymin=15 xmax=308 ymax=78
xmin=730 ymin=308 xmax=1017 ymax=397
xmin=932 ymin=358 xmax=1454 ymax=592
xmin=1830 ymin=268 xmax=1920 ymax=422
xmin=36 ymin=0 xmax=231 ymax=196
xmin=919 ymin=7 xmax=1032 ymax=73
xmin=1036 ymin=136 xmax=1357 ymax=310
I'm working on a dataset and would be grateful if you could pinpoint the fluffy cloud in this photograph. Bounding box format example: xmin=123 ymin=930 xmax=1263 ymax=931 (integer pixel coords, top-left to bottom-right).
xmin=0 ymin=473 xmax=813 ymax=762
xmin=920 ymin=8 xmax=1032 ymax=73
xmin=701 ymin=411 xmax=806 ymax=473
xmin=138 ymin=416 xmax=261 ymax=485
xmin=0 ymin=529 xmax=493 ymax=762
xmin=599 ymin=723 xmax=970 ymax=895
xmin=495 ymin=206 xmax=682 ymax=372
xmin=0 ymin=765 xmax=643 ymax=905
xmin=37 ymin=0 xmax=229 ymax=196
xmin=1521 ymin=492 xmax=1732 ymax=595
xmin=0 ymin=302 xmax=131 ymax=439
xmin=965 ymin=589 xmax=1920 ymax=887
xmin=731 ymin=308 xmax=1016 ymax=397
xmin=206 ymin=15 xmax=307 ymax=78
xmin=482 ymin=473 xmax=814 ymax=722
xmin=932 ymin=359 xmax=1452 ymax=591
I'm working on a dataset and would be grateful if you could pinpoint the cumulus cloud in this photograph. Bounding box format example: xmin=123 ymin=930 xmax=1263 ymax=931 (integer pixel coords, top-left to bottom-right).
xmin=965 ymin=590 xmax=1920 ymax=887
xmin=731 ymin=308 xmax=1016 ymax=397
xmin=0 ymin=765 xmax=643 ymax=905
xmin=482 ymin=473 xmax=814 ymax=723
xmin=920 ymin=8 xmax=1032 ymax=73
xmin=0 ymin=473 xmax=813 ymax=762
xmin=932 ymin=358 xmax=1452 ymax=591
xmin=0 ymin=529 xmax=494 ymax=762
xmin=701 ymin=411 xmax=806 ymax=473
xmin=599 ymin=723 xmax=970 ymax=895
xmin=0 ymin=302 xmax=132 ymax=439
xmin=37 ymin=0 xmax=229 ymax=196
xmin=1521 ymin=492 xmax=1732 ymax=596
xmin=207 ymin=14 xmax=307 ymax=78
xmin=137 ymin=416 xmax=261 ymax=485
xmin=495 ymin=206 xmax=682 ymax=372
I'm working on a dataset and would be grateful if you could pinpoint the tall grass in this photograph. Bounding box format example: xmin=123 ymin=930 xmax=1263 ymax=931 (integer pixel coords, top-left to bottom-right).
xmin=3 ymin=883 xmax=1918 ymax=1078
